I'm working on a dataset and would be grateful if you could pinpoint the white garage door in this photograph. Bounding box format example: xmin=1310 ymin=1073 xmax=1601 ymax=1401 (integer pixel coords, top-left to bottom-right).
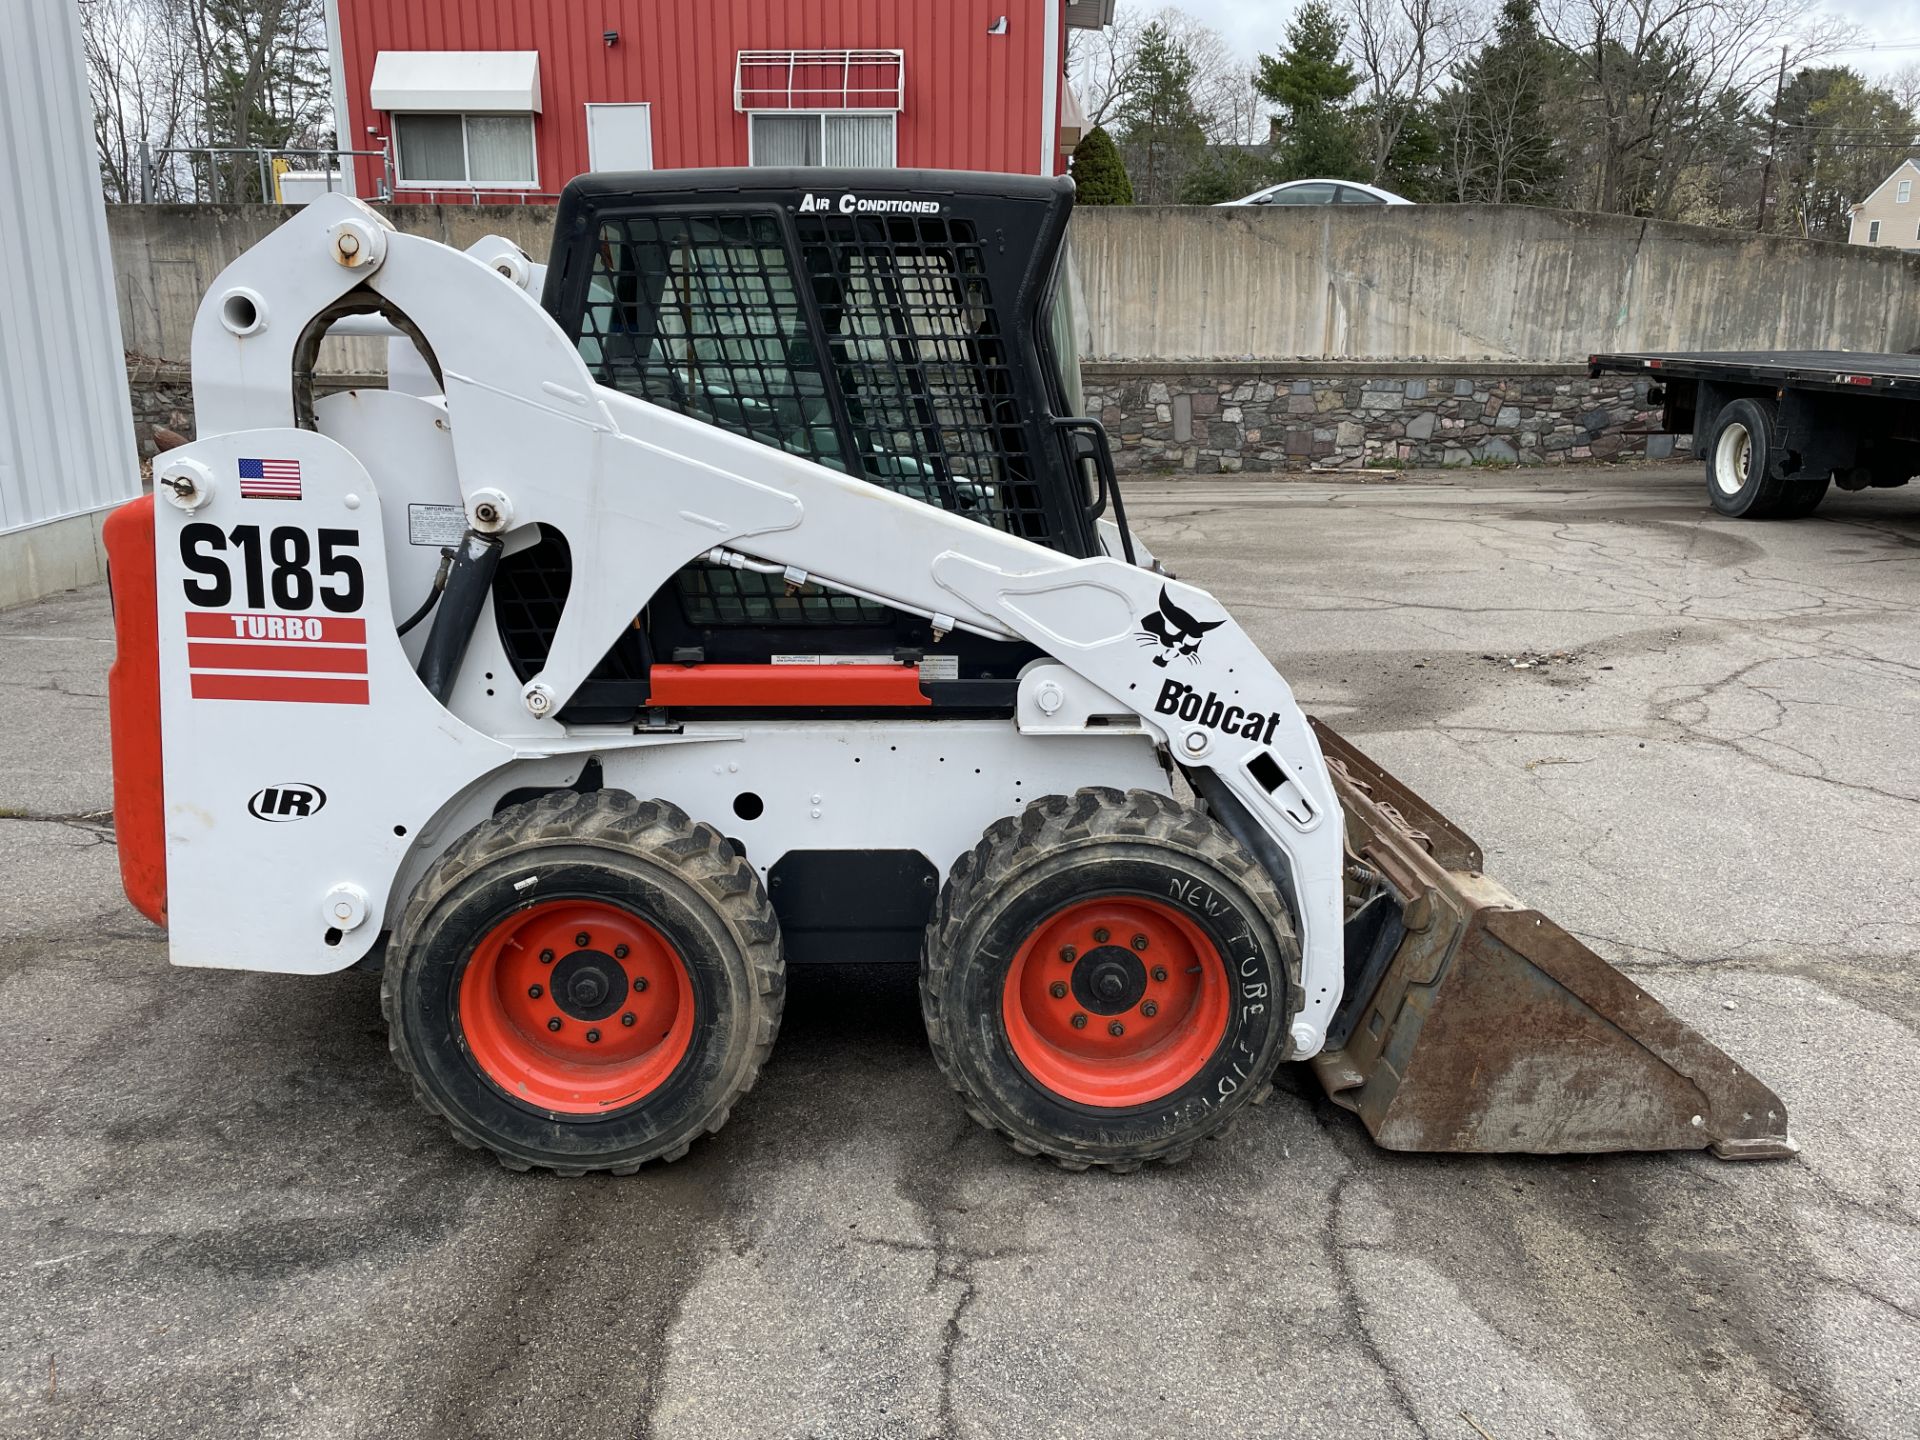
xmin=585 ymin=104 xmax=654 ymax=172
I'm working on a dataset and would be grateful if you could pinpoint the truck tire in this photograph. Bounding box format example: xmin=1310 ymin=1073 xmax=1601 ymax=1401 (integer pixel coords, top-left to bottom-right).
xmin=1705 ymin=398 xmax=1825 ymax=517
xmin=383 ymin=791 xmax=783 ymax=1174
xmin=921 ymin=788 xmax=1300 ymax=1172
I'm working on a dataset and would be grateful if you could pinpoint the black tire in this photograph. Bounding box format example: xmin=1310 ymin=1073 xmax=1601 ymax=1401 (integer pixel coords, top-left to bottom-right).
xmin=1774 ymin=473 xmax=1829 ymax=518
xmin=382 ymin=791 xmax=783 ymax=1174
xmin=921 ymin=788 xmax=1300 ymax=1172
xmin=1705 ymin=398 xmax=1824 ymax=518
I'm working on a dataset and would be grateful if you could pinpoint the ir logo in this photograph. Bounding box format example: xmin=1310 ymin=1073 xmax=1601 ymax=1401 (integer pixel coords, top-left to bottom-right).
xmin=248 ymin=784 xmax=327 ymax=822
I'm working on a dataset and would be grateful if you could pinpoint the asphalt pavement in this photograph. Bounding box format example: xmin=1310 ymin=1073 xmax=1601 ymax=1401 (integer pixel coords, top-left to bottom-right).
xmin=1 ymin=463 xmax=1915 ymax=1439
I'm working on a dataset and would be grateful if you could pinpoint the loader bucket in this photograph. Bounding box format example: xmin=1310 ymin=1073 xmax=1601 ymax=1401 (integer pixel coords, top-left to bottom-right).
xmin=1308 ymin=719 xmax=1794 ymax=1160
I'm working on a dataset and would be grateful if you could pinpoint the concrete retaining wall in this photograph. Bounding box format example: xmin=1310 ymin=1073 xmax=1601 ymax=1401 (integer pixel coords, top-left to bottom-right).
xmin=109 ymin=203 xmax=555 ymax=370
xmin=110 ymin=201 xmax=1914 ymax=474
xmin=1068 ymin=205 xmax=1920 ymax=362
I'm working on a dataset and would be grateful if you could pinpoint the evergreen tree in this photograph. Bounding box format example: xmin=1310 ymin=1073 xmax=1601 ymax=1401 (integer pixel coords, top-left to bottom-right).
xmin=1767 ymin=67 xmax=1920 ymax=238
xmin=1113 ymin=22 xmax=1208 ymax=204
xmin=1372 ymin=102 xmax=1446 ymax=202
xmin=1255 ymin=1 xmax=1362 ymax=181
xmin=1439 ymin=0 xmax=1563 ymax=204
xmin=1070 ymin=125 xmax=1135 ymax=205
xmin=1178 ymin=146 xmax=1278 ymax=205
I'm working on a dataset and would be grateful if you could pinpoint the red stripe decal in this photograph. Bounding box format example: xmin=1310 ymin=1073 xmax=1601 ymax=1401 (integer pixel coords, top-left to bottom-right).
xmin=645 ymin=664 xmax=931 ymax=708
xmin=189 ymin=674 xmax=370 ymax=705
xmin=188 ymin=642 xmax=369 ymax=675
xmin=185 ymin=612 xmax=367 ymax=643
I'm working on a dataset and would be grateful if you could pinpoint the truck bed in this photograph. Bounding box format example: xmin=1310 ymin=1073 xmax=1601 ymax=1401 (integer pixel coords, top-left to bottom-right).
xmin=1590 ymin=350 xmax=1920 ymax=396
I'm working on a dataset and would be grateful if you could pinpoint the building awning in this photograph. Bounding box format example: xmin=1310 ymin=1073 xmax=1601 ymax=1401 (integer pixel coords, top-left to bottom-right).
xmin=1058 ymin=83 xmax=1089 ymax=153
xmin=370 ymin=51 xmax=542 ymax=113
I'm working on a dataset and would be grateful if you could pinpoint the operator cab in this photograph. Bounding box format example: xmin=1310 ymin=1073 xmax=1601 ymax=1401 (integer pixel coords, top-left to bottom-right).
xmin=495 ymin=168 xmax=1129 ymax=723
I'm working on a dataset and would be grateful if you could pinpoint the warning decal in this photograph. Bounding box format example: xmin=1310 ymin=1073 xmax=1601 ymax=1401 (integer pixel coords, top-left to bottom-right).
xmin=185 ymin=611 xmax=369 ymax=705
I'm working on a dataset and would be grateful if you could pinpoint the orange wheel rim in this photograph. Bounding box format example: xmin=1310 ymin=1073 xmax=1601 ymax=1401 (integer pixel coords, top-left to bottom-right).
xmin=1001 ymin=896 xmax=1230 ymax=1108
xmin=456 ymin=898 xmax=695 ymax=1115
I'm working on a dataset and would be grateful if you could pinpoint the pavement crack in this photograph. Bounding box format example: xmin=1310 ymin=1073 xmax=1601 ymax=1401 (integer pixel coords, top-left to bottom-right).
xmin=1328 ymin=1171 xmax=1431 ymax=1438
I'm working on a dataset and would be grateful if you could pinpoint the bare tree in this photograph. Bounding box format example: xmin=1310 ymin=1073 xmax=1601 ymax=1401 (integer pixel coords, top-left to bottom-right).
xmin=82 ymin=0 xmax=333 ymax=202
xmin=1068 ymin=6 xmax=1149 ymax=130
xmin=1541 ymin=0 xmax=1854 ymax=216
xmin=1339 ymin=0 xmax=1479 ymax=184
xmin=80 ymin=0 xmax=198 ymax=201
xmin=1068 ymin=4 xmax=1261 ymax=144
xmin=1888 ymin=59 xmax=1920 ymax=120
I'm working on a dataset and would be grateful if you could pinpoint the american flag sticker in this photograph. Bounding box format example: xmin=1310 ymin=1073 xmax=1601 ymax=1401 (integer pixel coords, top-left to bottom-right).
xmin=237 ymin=457 xmax=302 ymax=499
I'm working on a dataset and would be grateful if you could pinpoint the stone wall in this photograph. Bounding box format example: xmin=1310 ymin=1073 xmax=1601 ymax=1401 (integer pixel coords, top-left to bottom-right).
xmin=1082 ymin=362 xmax=1689 ymax=475
xmin=126 ymin=360 xmax=192 ymax=459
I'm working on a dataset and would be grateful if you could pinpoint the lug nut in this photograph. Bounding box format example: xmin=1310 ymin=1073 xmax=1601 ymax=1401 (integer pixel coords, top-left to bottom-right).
xmin=586 ymin=1028 xmax=601 ymax=1044
xmin=1108 ymin=1021 xmax=1126 ymax=1037
xmin=614 ymin=944 xmax=629 ymax=959
xmin=1071 ymin=1012 xmax=1088 ymax=1029
xmin=1131 ymin=933 xmax=1149 ymax=951
xmin=1059 ymin=945 xmax=1076 ymax=963
xmin=540 ymin=949 xmax=555 ymax=964
xmin=547 ymin=1017 xmax=562 ymax=1032
xmin=1093 ymin=928 xmax=1110 ymax=943
xmin=633 ymin=977 xmax=649 ymax=993
xmin=528 ymin=984 xmax=544 ymax=999
xmin=575 ymin=932 xmax=591 ymax=947
xmin=1049 ymin=981 xmax=1068 ymax=999
xmin=1141 ymin=1000 xmax=1159 ymax=1018
xmin=621 ymin=1012 xmax=636 ymax=1027
xmin=1152 ymin=966 xmax=1168 ymax=982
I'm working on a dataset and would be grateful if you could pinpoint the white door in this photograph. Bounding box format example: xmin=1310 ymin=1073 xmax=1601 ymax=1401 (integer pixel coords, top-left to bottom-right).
xmin=585 ymin=104 xmax=653 ymax=171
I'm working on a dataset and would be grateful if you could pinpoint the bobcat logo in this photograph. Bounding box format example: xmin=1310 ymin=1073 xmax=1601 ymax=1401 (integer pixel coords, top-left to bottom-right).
xmin=1137 ymin=586 xmax=1224 ymax=667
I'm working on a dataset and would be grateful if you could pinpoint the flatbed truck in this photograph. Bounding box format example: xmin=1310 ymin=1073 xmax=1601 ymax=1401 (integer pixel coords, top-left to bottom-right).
xmin=1588 ymin=349 xmax=1920 ymax=517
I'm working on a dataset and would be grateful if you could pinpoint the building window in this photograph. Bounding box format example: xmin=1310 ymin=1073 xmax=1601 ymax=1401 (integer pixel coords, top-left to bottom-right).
xmin=749 ymin=113 xmax=895 ymax=167
xmin=1900 ymin=179 xmax=1913 ymax=203
xmin=393 ymin=113 xmax=535 ymax=187
xmin=1869 ymin=220 xmax=1881 ymax=243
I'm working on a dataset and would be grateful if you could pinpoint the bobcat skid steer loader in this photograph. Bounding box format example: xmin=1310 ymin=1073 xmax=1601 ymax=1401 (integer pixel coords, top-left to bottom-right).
xmin=104 ymin=171 xmax=1794 ymax=1173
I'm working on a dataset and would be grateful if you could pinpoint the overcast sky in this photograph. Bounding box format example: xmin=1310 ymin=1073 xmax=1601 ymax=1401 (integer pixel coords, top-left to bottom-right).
xmin=1167 ymin=0 xmax=1920 ymax=81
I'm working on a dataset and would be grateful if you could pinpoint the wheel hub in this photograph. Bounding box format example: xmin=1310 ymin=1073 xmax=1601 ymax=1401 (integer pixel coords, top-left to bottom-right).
xmin=1072 ymin=945 xmax=1146 ymax=1015
xmin=1000 ymin=896 xmax=1231 ymax=1108
xmin=455 ymin=899 xmax=696 ymax=1115
xmin=552 ymin=949 xmax=627 ymax=1020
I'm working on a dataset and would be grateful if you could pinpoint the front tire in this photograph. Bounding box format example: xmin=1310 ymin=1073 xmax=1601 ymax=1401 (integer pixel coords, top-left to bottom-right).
xmin=921 ymin=789 xmax=1300 ymax=1171
xmin=383 ymin=791 xmax=783 ymax=1174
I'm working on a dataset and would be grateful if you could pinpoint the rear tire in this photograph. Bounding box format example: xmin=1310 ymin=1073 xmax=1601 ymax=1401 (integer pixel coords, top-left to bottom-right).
xmin=921 ymin=789 xmax=1300 ymax=1171
xmin=1773 ymin=473 xmax=1829 ymax=518
xmin=383 ymin=791 xmax=783 ymax=1174
xmin=1705 ymin=398 xmax=1779 ymax=517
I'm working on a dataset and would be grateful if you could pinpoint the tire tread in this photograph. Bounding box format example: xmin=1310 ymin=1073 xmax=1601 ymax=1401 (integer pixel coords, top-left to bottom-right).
xmin=381 ymin=790 xmax=783 ymax=1175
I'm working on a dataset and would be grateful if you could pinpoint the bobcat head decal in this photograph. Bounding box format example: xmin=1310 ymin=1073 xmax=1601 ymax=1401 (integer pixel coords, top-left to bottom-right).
xmin=1137 ymin=586 xmax=1225 ymax=667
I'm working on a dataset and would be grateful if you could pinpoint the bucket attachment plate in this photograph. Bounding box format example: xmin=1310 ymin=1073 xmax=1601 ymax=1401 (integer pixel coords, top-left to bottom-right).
xmin=1309 ymin=719 xmax=1794 ymax=1160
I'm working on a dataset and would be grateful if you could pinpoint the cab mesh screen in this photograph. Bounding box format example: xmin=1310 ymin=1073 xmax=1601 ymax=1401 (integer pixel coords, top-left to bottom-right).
xmin=567 ymin=208 xmax=1053 ymax=627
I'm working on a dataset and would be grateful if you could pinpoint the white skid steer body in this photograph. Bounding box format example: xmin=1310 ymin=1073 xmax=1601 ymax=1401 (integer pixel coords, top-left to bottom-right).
xmin=148 ymin=196 xmax=1346 ymax=1058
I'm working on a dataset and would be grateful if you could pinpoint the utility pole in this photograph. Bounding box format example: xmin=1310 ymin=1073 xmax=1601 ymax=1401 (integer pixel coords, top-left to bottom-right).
xmin=1756 ymin=44 xmax=1788 ymax=232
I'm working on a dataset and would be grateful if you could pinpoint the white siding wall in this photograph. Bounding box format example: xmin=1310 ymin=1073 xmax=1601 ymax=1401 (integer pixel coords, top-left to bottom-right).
xmin=0 ymin=0 xmax=140 ymax=538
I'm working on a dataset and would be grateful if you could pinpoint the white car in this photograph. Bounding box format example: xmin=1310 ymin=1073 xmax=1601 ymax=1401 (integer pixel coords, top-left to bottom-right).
xmin=1219 ymin=179 xmax=1412 ymax=207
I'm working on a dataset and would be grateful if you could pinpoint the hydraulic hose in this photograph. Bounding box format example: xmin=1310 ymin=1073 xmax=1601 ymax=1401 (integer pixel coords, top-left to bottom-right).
xmin=415 ymin=529 xmax=503 ymax=704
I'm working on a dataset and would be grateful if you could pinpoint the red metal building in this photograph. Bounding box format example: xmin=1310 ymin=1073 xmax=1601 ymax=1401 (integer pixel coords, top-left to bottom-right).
xmin=320 ymin=1 xmax=1112 ymax=203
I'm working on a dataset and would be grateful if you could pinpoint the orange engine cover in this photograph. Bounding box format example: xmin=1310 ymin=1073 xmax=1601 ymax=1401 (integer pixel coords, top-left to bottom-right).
xmin=104 ymin=495 xmax=166 ymax=927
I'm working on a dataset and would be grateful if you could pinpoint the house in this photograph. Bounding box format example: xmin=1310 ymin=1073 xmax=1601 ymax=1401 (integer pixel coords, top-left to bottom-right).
xmin=1847 ymin=158 xmax=1920 ymax=251
xmin=319 ymin=0 xmax=1114 ymax=204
